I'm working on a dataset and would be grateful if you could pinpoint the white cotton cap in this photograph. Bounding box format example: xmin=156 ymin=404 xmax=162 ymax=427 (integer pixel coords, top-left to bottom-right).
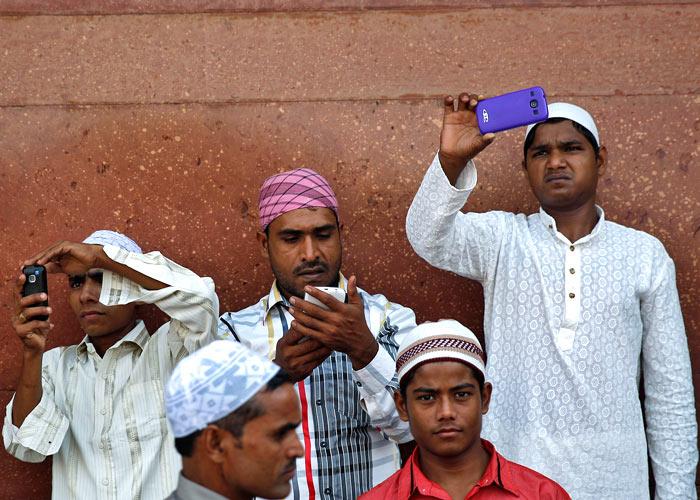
xmin=165 ymin=340 xmax=280 ymax=438
xmin=524 ymin=102 xmax=600 ymax=147
xmin=396 ymin=319 xmax=485 ymax=385
xmin=83 ymin=230 xmax=142 ymax=254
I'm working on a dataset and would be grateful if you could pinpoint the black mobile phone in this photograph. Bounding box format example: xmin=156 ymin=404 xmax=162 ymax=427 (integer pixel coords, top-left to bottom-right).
xmin=22 ymin=265 xmax=49 ymax=321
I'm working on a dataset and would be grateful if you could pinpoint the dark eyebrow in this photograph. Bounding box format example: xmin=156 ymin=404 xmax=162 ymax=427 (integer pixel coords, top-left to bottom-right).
xmin=277 ymin=224 xmax=337 ymax=237
xmin=412 ymin=382 xmax=477 ymax=394
xmin=273 ymin=421 xmax=301 ymax=437
xmin=528 ymin=143 xmax=549 ymax=153
xmin=277 ymin=229 xmax=303 ymax=237
xmin=87 ymin=269 xmax=103 ymax=279
xmin=451 ymin=382 xmax=477 ymax=391
xmin=412 ymin=387 xmax=437 ymax=394
xmin=313 ymin=224 xmax=337 ymax=234
xmin=560 ymin=140 xmax=584 ymax=148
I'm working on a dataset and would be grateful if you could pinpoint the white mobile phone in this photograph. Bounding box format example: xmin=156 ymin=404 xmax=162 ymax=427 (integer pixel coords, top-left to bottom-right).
xmin=303 ymin=286 xmax=347 ymax=310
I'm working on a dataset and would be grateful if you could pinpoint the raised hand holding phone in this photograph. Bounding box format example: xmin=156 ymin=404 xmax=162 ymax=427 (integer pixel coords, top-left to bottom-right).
xmin=22 ymin=265 xmax=49 ymax=320
xmin=13 ymin=266 xmax=52 ymax=354
xmin=438 ymin=92 xmax=496 ymax=185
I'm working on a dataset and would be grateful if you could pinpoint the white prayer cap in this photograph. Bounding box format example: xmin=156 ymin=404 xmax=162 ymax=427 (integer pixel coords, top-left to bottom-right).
xmin=396 ymin=319 xmax=485 ymax=385
xmin=525 ymin=102 xmax=600 ymax=147
xmin=83 ymin=230 xmax=142 ymax=254
xmin=165 ymin=340 xmax=280 ymax=438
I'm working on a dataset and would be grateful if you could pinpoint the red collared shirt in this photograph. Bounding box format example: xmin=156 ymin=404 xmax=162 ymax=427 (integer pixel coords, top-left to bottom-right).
xmin=360 ymin=440 xmax=570 ymax=500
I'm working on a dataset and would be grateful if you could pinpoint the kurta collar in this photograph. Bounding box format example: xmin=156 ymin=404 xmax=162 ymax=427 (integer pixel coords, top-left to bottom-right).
xmin=538 ymin=205 xmax=606 ymax=245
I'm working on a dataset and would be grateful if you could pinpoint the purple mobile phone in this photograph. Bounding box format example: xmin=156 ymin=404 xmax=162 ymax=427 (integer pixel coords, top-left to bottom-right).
xmin=476 ymin=86 xmax=548 ymax=134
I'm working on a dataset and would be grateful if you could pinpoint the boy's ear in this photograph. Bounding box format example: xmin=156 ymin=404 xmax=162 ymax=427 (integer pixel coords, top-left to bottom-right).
xmin=394 ymin=390 xmax=410 ymax=422
xmin=596 ymin=145 xmax=608 ymax=177
xmin=481 ymin=382 xmax=493 ymax=415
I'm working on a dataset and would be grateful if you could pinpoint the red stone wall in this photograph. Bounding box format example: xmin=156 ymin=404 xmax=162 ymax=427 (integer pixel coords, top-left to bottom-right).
xmin=1 ymin=2 xmax=698 ymax=497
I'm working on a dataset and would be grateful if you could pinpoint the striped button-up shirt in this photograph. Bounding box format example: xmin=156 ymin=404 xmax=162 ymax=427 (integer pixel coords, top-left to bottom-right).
xmin=2 ymin=245 xmax=219 ymax=500
xmin=218 ymin=274 xmax=416 ymax=500
xmin=405 ymin=155 xmax=697 ymax=499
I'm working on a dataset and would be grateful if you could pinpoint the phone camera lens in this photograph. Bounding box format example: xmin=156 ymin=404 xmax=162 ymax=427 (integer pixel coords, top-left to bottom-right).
xmin=28 ymin=275 xmax=37 ymax=283
xmin=530 ymin=99 xmax=538 ymax=108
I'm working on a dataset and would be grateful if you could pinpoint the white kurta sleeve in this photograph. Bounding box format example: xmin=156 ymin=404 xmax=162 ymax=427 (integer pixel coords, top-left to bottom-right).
xmin=641 ymin=247 xmax=698 ymax=499
xmin=405 ymin=153 xmax=507 ymax=283
xmin=99 ymin=245 xmax=220 ymax=357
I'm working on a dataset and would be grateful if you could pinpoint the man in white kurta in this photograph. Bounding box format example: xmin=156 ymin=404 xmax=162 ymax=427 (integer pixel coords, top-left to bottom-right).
xmin=3 ymin=231 xmax=219 ymax=499
xmin=405 ymin=96 xmax=697 ymax=499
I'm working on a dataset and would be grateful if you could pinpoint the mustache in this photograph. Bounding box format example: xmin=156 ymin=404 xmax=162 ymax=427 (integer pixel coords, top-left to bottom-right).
xmin=293 ymin=260 xmax=328 ymax=275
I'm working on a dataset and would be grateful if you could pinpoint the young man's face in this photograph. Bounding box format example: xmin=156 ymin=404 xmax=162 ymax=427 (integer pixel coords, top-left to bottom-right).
xmin=67 ymin=269 xmax=136 ymax=338
xmin=395 ymin=361 xmax=491 ymax=461
xmin=258 ymin=207 xmax=342 ymax=299
xmin=222 ymin=383 xmax=304 ymax=499
xmin=523 ymin=120 xmax=606 ymax=212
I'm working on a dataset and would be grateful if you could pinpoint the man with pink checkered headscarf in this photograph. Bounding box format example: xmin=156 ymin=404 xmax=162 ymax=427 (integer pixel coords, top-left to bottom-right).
xmin=219 ymin=168 xmax=418 ymax=500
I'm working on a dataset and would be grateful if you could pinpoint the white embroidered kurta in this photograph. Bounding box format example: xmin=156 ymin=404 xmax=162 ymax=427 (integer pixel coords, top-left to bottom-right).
xmin=3 ymin=245 xmax=219 ymax=500
xmin=405 ymin=155 xmax=697 ymax=500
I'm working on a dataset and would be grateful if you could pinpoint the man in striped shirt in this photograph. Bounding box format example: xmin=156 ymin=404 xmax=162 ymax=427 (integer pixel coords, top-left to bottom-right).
xmin=218 ymin=168 xmax=417 ymax=499
xmin=3 ymin=230 xmax=219 ymax=499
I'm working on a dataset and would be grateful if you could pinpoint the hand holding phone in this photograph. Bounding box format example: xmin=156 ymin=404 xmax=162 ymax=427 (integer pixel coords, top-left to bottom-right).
xmin=302 ymin=286 xmax=347 ymax=311
xmin=476 ymin=86 xmax=548 ymax=134
xmin=22 ymin=265 xmax=49 ymax=321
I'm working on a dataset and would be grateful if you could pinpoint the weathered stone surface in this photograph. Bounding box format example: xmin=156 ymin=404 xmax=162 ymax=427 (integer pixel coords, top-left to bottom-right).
xmin=1 ymin=95 xmax=697 ymax=388
xmin=0 ymin=0 xmax=696 ymax=15
xmin=1 ymin=2 xmax=697 ymax=497
xmin=0 ymin=6 xmax=698 ymax=106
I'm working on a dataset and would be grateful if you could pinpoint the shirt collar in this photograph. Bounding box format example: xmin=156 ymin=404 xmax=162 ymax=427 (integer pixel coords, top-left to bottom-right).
xmin=475 ymin=439 xmax=518 ymax=494
xmin=538 ymin=204 xmax=606 ymax=244
xmin=172 ymin=473 xmax=229 ymax=500
xmin=263 ymin=273 xmax=348 ymax=319
xmin=401 ymin=439 xmax=519 ymax=498
xmin=76 ymin=320 xmax=149 ymax=359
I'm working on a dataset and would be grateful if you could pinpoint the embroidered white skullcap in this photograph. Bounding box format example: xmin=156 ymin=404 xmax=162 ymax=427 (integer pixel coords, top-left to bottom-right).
xmin=525 ymin=102 xmax=600 ymax=147
xmin=396 ymin=319 xmax=485 ymax=384
xmin=83 ymin=230 xmax=142 ymax=254
xmin=165 ymin=340 xmax=280 ymax=438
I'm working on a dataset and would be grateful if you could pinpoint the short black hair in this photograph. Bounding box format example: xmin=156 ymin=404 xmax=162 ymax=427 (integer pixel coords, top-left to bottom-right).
xmin=523 ymin=118 xmax=600 ymax=160
xmin=174 ymin=369 xmax=291 ymax=457
xmin=399 ymin=361 xmax=485 ymax=399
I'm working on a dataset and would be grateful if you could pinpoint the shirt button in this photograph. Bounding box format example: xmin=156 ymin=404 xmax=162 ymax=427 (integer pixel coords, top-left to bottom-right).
xmin=355 ymin=381 xmax=362 ymax=387
xmin=98 ymin=442 xmax=104 ymax=449
xmin=102 ymin=478 xmax=109 ymax=486
xmin=320 ymin=441 xmax=327 ymax=448
xmin=316 ymin=399 xmax=322 ymax=406
xmin=569 ymin=292 xmax=576 ymax=299
xmin=569 ymin=268 xmax=575 ymax=274
xmin=569 ymin=245 xmax=575 ymax=251
xmin=100 ymin=408 xmax=107 ymax=415
xmin=324 ymin=488 xmax=332 ymax=495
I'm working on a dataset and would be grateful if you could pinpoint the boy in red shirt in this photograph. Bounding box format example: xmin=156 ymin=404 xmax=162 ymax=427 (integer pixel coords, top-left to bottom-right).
xmin=360 ymin=320 xmax=569 ymax=500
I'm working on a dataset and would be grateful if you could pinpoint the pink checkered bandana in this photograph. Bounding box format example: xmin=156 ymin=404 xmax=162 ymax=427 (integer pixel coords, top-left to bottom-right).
xmin=258 ymin=168 xmax=339 ymax=230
